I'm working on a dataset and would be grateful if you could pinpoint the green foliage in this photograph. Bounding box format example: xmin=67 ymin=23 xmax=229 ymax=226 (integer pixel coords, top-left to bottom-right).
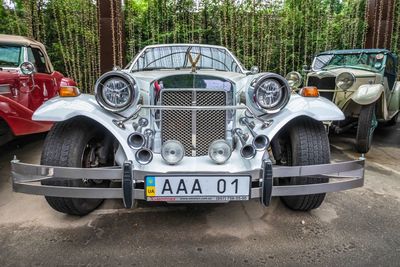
xmin=1 ymin=0 xmax=400 ymax=92
xmin=124 ymin=0 xmax=375 ymax=75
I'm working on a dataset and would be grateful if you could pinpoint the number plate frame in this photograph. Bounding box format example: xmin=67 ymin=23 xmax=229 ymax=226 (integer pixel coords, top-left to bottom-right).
xmin=145 ymin=175 xmax=251 ymax=202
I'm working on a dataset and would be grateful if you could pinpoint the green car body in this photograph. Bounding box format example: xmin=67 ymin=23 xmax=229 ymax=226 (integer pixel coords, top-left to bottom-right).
xmin=289 ymin=49 xmax=400 ymax=153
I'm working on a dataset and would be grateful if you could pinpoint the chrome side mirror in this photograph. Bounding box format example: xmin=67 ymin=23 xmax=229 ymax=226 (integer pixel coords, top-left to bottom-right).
xmin=250 ymin=66 xmax=259 ymax=74
xmin=302 ymin=64 xmax=310 ymax=73
xmin=20 ymin=62 xmax=36 ymax=75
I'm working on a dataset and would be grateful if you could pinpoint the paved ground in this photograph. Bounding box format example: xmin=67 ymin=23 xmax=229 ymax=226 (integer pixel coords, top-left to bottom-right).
xmin=0 ymin=123 xmax=399 ymax=266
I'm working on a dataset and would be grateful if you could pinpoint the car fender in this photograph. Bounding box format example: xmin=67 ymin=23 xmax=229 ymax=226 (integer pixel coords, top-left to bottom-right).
xmin=0 ymin=95 xmax=52 ymax=136
xmin=388 ymin=81 xmax=400 ymax=115
xmin=32 ymin=94 xmax=136 ymax=159
xmin=33 ymin=94 xmax=344 ymax=159
xmin=351 ymin=84 xmax=384 ymax=105
xmin=254 ymin=94 xmax=344 ymax=140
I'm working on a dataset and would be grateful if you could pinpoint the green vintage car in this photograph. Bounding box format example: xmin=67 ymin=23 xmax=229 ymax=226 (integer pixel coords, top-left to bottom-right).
xmin=286 ymin=49 xmax=400 ymax=153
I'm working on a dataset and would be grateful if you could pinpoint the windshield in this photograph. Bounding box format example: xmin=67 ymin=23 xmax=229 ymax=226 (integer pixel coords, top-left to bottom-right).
xmin=312 ymin=52 xmax=386 ymax=72
xmin=129 ymin=45 xmax=245 ymax=73
xmin=0 ymin=45 xmax=23 ymax=68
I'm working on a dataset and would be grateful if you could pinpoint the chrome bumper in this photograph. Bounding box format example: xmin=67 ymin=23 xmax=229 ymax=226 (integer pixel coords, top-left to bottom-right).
xmin=11 ymin=158 xmax=365 ymax=207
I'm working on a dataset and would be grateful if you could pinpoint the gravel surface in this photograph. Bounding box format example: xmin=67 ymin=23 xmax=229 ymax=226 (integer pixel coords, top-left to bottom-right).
xmin=0 ymin=123 xmax=399 ymax=266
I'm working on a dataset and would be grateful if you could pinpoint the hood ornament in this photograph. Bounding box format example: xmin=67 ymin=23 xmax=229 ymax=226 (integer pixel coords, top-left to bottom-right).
xmin=187 ymin=52 xmax=201 ymax=73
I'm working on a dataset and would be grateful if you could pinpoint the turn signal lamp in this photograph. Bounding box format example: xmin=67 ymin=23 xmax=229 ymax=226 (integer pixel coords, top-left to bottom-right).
xmin=59 ymin=86 xmax=81 ymax=97
xmin=300 ymin=86 xmax=319 ymax=97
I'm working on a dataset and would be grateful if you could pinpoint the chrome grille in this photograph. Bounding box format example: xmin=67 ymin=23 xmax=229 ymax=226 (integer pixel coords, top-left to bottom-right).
xmin=161 ymin=90 xmax=226 ymax=156
xmin=307 ymin=76 xmax=336 ymax=101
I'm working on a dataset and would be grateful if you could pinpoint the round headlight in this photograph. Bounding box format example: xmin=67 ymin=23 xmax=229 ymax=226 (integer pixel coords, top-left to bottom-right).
xmin=335 ymin=72 xmax=355 ymax=90
xmin=161 ymin=140 xmax=185 ymax=165
xmin=95 ymin=71 xmax=138 ymax=112
xmin=208 ymin=140 xmax=232 ymax=164
xmin=251 ymin=74 xmax=290 ymax=113
xmin=285 ymin=71 xmax=302 ymax=88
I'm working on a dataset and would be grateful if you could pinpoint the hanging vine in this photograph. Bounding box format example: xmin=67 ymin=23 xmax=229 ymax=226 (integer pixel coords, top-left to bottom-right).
xmin=1 ymin=0 xmax=399 ymax=90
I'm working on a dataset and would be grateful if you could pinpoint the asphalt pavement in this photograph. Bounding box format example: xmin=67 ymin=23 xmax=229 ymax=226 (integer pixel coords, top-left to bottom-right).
xmin=0 ymin=123 xmax=399 ymax=266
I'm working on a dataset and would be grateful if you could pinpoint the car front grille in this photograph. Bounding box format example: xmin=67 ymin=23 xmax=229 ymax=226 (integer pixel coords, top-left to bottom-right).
xmin=161 ymin=90 xmax=226 ymax=156
xmin=307 ymin=76 xmax=336 ymax=100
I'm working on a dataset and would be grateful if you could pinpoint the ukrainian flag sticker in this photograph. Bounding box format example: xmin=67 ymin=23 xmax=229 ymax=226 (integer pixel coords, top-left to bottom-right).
xmin=146 ymin=176 xmax=156 ymax=196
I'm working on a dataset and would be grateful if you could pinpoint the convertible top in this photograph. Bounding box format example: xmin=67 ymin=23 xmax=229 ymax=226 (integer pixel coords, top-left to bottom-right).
xmin=0 ymin=34 xmax=46 ymax=51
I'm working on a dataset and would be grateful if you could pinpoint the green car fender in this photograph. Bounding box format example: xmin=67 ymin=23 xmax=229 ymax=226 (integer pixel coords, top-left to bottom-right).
xmin=388 ymin=82 xmax=400 ymax=114
xmin=351 ymin=84 xmax=384 ymax=105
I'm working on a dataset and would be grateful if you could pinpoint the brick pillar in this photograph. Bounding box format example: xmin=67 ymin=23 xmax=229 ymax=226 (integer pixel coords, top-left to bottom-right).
xmin=98 ymin=0 xmax=125 ymax=73
xmin=365 ymin=0 xmax=395 ymax=49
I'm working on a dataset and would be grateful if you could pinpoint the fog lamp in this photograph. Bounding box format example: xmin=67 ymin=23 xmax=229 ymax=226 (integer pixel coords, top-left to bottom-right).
xmin=161 ymin=140 xmax=185 ymax=165
xmin=208 ymin=140 xmax=232 ymax=164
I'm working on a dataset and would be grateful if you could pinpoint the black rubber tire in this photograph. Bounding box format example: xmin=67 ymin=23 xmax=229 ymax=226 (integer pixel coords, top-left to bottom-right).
xmin=386 ymin=112 xmax=399 ymax=127
xmin=40 ymin=120 xmax=109 ymax=216
xmin=355 ymin=103 xmax=376 ymax=154
xmin=280 ymin=118 xmax=330 ymax=211
xmin=0 ymin=119 xmax=13 ymax=146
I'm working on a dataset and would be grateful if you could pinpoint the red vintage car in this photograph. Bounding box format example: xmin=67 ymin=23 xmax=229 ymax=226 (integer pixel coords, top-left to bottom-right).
xmin=0 ymin=34 xmax=76 ymax=145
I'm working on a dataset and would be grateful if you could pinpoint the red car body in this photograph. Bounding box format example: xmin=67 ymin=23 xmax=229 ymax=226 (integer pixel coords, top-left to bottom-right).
xmin=0 ymin=34 xmax=76 ymax=145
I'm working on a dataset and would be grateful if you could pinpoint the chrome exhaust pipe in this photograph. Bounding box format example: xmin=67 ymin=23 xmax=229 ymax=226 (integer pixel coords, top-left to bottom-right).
xmin=128 ymin=132 xmax=145 ymax=149
xmin=241 ymin=144 xmax=257 ymax=159
xmin=252 ymin=134 xmax=270 ymax=151
xmin=239 ymin=117 xmax=270 ymax=151
xmin=128 ymin=118 xmax=150 ymax=149
xmin=135 ymin=148 xmax=153 ymax=165
xmin=234 ymin=128 xmax=256 ymax=159
xmin=135 ymin=129 xmax=154 ymax=165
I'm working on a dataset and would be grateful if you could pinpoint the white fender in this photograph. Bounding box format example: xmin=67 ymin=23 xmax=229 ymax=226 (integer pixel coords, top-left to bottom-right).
xmin=351 ymin=84 xmax=384 ymax=105
xmin=33 ymin=94 xmax=136 ymax=159
xmin=33 ymin=94 xmax=344 ymax=161
xmin=255 ymin=94 xmax=344 ymax=140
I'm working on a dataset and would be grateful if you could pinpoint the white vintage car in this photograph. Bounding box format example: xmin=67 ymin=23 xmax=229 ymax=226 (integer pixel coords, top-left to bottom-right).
xmin=11 ymin=44 xmax=364 ymax=216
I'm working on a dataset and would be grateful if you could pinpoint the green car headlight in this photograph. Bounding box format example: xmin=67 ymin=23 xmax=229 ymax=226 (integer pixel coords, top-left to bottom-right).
xmin=335 ymin=72 xmax=355 ymax=90
xmin=285 ymin=71 xmax=302 ymax=88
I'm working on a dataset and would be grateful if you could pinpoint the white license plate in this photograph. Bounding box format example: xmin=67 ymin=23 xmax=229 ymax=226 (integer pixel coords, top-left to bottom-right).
xmin=145 ymin=176 xmax=250 ymax=202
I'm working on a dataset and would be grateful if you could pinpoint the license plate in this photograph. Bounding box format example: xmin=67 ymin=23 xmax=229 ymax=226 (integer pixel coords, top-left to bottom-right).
xmin=145 ymin=176 xmax=250 ymax=202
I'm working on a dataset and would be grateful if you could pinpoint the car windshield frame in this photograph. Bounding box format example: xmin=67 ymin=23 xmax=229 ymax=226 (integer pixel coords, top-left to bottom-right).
xmin=0 ymin=44 xmax=23 ymax=68
xmin=128 ymin=45 xmax=246 ymax=74
xmin=312 ymin=52 xmax=387 ymax=73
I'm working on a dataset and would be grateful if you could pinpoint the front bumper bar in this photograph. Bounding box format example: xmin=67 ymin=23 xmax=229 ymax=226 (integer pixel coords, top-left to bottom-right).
xmin=11 ymin=158 xmax=365 ymax=207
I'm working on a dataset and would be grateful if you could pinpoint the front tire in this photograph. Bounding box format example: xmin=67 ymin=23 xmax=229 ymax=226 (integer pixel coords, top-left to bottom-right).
xmin=355 ymin=103 xmax=377 ymax=153
xmin=41 ymin=120 xmax=112 ymax=216
xmin=279 ymin=118 xmax=330 ymax=211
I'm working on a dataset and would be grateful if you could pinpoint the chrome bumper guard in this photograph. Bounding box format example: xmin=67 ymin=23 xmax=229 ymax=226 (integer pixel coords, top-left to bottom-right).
xmin=11 ymin=159 xmax=365 ymax=207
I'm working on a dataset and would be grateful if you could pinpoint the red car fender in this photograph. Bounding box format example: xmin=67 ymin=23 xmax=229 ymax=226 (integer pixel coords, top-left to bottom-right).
xmin=0 ymin=95 xmax=52 ymax=136
xmin=60 ymin=76 xmax=77 ymax=87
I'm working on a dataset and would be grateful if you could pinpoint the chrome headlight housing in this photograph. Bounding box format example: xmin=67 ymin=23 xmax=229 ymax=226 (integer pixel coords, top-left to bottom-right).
xmin=285 ymin=71 xmax=302 ymax=88
xmin=95 ymin=71 xmax=138 ymax=112
xmin=335 ymin=72 xmax=355 ymax=90
xmin=249 ymin=73 xmax=291 ymax=113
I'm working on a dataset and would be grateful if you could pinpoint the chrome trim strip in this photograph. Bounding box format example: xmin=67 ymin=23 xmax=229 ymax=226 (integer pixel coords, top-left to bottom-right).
xmin=127 ymin=44 xmax=246 ymax=74
xmin=272 ymin=160 xmax=364 ymax=177
xmin=139 ymin=104 xmax=247 ymax=110
xmin=11 ymin=159 xmax=365 ymax=200
xmin=192 ymin=89 xmax=197 ymax=156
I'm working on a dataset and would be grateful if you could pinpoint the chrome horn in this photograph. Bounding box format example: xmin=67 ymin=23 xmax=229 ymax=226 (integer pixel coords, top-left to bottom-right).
xmin=135 ymin=129 xmax=154 ymax=165
xmin=234 ymin=128 xmax=256 ymax=159
xmin=127 ymin=118 xmax=149 ymax=149
xmin=239 ymin=117 xmax=270 ymax=151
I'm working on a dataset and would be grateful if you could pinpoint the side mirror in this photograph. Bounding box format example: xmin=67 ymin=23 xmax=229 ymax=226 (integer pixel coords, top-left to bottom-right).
xmin=302 ymin=64 xmax=310 ymax=73
xmin=20 ymin=62 xmax=36 ymax=75
xmin=250 ymin=66 xmax=259 ymax=74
